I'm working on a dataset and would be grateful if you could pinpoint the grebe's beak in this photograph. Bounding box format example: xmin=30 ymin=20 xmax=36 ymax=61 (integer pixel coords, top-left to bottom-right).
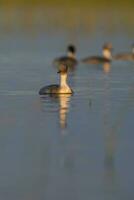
xmin=57 ymin=70 xmax=61 ymax=74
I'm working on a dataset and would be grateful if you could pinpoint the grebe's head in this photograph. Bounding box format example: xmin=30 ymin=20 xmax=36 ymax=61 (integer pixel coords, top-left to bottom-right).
xmin=103 ymin=43 xmax=113 ymax=51
xmin=67 ymin=44 xmax=76 ymax=58
xmin=102 ymin=43 xmax=113 ymax=59
xmin=57 ymin=63 xmax=68 ymax=75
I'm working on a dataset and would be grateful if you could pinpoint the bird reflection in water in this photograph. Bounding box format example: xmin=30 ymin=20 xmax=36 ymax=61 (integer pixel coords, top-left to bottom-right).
xmin=57 ymin=94 xmax=75 ymax=171
xmin=58 ymin=94 xmax=72 ymax=130
xmin=40 ymin=93 xmax=72 ymax=131
xmin=103 ymin=62 xmax=111 ymax=74
xmin=40 ymin=94 xmax=74 ymax=170
xmin=84 ymin=62 xmax=111 ymax=74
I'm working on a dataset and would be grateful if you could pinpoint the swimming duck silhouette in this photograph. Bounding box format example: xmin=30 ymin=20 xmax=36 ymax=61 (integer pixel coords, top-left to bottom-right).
xmin=114 ymin=44 xmax=134 ymax=61
xmin=53 ymin=45 xmax=78 ymax=68
xmin=82 ymin=43 xmax=113 ymax=64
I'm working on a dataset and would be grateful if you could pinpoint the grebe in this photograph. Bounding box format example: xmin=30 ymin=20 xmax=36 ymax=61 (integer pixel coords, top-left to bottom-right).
xmin=39 ymin=63 xmax=73 ymax=95
xmin=114 ymin=44 xmax=134 ymax=61
xmin=53 ymin=45 xmax=78 ymax=67
xmin=82 ymin=43 xmax=113 ymax=64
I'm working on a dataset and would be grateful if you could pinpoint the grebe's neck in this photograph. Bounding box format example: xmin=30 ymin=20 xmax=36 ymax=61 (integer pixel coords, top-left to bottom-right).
xmin=103 ymin=49 xmax=112 ymax=59
xmin=60 ymin=74 xmax=68 ymax=87
xmin=67 ymin=51 xmax=76 ymax=59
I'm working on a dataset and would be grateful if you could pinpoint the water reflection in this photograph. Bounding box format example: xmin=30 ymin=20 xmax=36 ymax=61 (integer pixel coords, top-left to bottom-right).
xmin=59 ymin=94 xmax=71 ymax=129
xmin=83 ymin=60 xmax=111 ymax=74
xmin=102 ymin=71 xmax=117 ymax=186
xmin=40 ymin=94 xmax=75 ymax=176
xmin=40 ymin=94 xmax=72 ymax=130
xmin=103 ymin=62 xmax=111 ymax=74
xmin=104 ymin=131 xmax=116 ymax=184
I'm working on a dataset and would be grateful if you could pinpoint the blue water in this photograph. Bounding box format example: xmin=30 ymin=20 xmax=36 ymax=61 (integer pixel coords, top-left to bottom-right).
xmin=0 ymin=9 xmax=134 ymax=200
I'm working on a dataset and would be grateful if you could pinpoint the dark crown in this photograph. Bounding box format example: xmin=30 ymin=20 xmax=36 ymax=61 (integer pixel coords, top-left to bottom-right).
xmin=103 ymin=43 xmax=113 ymax=50
xmin=67 ymin=45 xmax=76 ymax=53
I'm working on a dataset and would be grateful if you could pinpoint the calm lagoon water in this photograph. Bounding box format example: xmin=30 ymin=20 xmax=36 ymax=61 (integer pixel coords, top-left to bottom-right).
xmin=0 ymin=7 xmax=134 ymax=200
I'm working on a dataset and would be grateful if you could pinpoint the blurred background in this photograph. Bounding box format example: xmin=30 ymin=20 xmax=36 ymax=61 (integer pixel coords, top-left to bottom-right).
xmin=0 ymin=0 xmax=133 ymax=36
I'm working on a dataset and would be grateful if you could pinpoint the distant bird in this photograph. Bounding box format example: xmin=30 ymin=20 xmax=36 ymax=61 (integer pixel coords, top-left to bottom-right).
xmin=53 ymin=45 xmax=78 ymax=68
xmin=82 ymin=43 xmax=113 ymax=64
xmin=39 ymin=63 xmax=73 ymax=95
xmin=114 ymin=44 xmax=134 ymax=61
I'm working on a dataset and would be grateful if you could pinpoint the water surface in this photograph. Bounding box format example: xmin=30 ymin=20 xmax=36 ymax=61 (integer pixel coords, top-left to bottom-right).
xmin=0 ymin=7 xmax=134 ymax=200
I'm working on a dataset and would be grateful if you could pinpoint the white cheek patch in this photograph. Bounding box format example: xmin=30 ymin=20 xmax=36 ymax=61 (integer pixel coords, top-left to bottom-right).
xmin=103 ymin=49 xmax=112 ymax=59
xmin=68 ymin=52 xmax=75 ymax=58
